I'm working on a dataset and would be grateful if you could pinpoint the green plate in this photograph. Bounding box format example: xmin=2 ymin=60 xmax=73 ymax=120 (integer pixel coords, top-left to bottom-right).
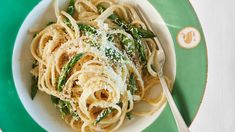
xmin=0 ymin=0 xmax=207 ymax=131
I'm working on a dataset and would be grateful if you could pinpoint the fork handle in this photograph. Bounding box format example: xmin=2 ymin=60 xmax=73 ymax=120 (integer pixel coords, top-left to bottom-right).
xmin=159 ymin=76 xmax=190 ymax=132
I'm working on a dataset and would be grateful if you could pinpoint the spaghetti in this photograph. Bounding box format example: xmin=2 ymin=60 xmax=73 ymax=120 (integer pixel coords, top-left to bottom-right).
xmin=30 ymin=0 xmax=171 ymax=131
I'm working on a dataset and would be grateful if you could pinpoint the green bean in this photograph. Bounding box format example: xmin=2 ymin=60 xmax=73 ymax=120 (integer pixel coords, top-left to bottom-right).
xmin=57 ymin=53 xmax=84 ymax=92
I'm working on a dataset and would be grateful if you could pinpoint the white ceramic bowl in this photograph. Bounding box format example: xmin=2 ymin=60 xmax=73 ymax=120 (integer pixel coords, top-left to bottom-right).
xmin=12 ymin=0 xmax=176 ymax=131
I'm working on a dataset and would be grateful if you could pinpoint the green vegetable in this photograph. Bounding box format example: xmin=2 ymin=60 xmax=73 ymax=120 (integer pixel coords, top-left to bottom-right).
xmin=94 ymin=108 xmax=113 ymax=125
xmin=33 ymin=33 xmax=38 ymax=38
xmin=93 ymin=103 xmax=130 ymax=124
xmin=32 ymin=61 xmax=38 ymax=68
xmin=126 ymin=101 xmax=132 ymax=120
xmin=129 ymin=25 xmax=155 ymax=38
xmin=71 ymin=112 xmax=79 ymax=120
xmin=51 ymin=95 xmax=60 ymax=105
xmin=128 ymin=73 xmax=137 ymax=95
xmin=31 ymin=61 xmax=38 ymax=100
xmin=77 ymin=24 xmax=113 ymax=42
xmin=125 ymin=101 xmax=132 ymax=120
xmin=64 ymin=19 xmax=72 ymax=28
xmin=51 ymin=96 xmax=79 ymax=119
xmin=116 ymin=101 xmax=123 ymax=108
xmin=57 ymin=53 xmax=84 ymax=91
xmin=67 ymin=0 xmax=75 ymax=16
xmin=97 ymin=4 xmax=127 ymax=28
xmin=63 ymin=0 xmax=75 ymax=28
xmin=88 ymin=40 xmax=99 ymax=47
xmin=151 ymin=64 xmax=157 ymax=72
xmin=97 ymin=4 xmax=149 ymax=64
xmin=47 ymin=21 xmax=55 ymax=26
xmin=76 ymin=24 xmax=133 ymax=60
xmin=105 ymin=48 xmax=124 ymax=62
xmin=77 ymin=23 xmax=97 ymax=34
xmin=135 ymin=39 xmax=147 ymax=64
xmin=118 ymin=34 xmax=135 ymax=54
xmin=107 ymin=34 xmax=115 ymax=42
xmin=59 ymin=104 xmax=70 ymax=116
xmin=126 ymin=112 xmax=132 ymax=120
xmin=97 ymin=4 xmax=155 ymax=38
xmin=76 ymin=23 xmax=135 ymax=56
xmin=76 ymin=24 xmax=126 ymax=63
xmin=127 ymin=101 xmax=130 ymax=109
xmin=56 ymin=99 xmax=70 ymax=117
xmin=31 ymin=76 xmax=38 ymax=100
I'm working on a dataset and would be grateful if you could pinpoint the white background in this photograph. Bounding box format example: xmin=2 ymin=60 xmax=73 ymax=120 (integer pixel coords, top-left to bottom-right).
xmin=190 ymin=0 xmax=235 ymax=132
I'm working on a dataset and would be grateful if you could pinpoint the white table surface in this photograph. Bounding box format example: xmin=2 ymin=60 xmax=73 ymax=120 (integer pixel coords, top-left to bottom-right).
xmin=189 ymin=0 xmax=235 ymax=132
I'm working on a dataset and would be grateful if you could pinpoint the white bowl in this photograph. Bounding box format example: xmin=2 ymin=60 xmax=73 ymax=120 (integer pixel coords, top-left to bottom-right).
xmin=12 ymin=0 xmax=176 ymax=131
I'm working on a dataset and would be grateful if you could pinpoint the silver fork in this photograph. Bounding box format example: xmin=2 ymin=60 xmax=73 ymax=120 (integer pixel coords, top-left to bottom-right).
xmin=134 ymin=5 xmax=189 ymax=132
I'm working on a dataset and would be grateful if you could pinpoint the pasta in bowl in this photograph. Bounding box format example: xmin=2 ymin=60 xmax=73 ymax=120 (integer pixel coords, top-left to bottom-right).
xmin=13 ymin=0 xmax=176 ymax=131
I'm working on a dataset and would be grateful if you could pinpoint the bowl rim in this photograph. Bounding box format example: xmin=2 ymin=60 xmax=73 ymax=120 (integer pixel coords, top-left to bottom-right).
xmin=12 ymin=0 xmax=210 ymax=132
